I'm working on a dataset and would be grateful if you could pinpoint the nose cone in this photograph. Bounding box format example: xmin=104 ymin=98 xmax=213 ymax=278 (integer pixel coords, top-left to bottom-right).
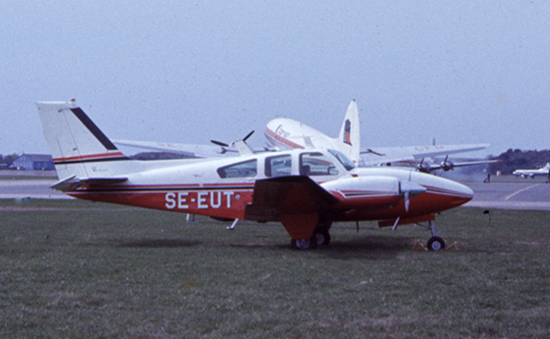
xmin=444 ymin=179 xmax=474 ymax=207
xmin=458 ymin=182 xmax=474 ymax=201
xmin=413 ymin=171 xmax=474 ymax=210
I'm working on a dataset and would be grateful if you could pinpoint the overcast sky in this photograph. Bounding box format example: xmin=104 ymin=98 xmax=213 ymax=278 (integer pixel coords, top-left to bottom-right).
xmin=1 ymin=1 xmax=549 ymax=157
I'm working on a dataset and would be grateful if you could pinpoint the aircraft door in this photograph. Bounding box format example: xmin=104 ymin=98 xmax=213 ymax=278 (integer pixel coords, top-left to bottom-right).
xmin=299 ymin=152 xmax=340 ymax=181
xmin=265 ymin=154 xmax=292 ymax=178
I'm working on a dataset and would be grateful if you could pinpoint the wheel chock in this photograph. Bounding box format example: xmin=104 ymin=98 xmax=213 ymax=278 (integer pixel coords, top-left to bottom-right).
xmin=445 ymin=241 xmax=459 ymax=250
xmin=412 ymin=240 xmax=427 ymax=251
xmin=412 ymin=240 xmax=459 ymax=251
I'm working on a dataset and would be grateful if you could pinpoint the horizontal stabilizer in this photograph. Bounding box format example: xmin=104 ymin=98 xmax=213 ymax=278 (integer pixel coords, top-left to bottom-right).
xmin=51 ymin=175 xmax=127 ymax=192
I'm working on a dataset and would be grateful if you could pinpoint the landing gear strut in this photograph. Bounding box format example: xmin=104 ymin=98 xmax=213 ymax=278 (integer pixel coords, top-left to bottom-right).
xmin=426 ymin=220 xmax=446 ymax=251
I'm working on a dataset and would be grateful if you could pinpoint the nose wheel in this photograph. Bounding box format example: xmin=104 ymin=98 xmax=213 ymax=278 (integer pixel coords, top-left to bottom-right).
xmin=426 ymin=220 xmax=446 ymax=251
xmin=427 ymin=236 xmax=446 ymax=251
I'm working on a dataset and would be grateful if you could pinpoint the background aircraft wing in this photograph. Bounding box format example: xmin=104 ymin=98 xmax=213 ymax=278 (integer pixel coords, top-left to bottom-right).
xmin=360 ymin=143 xmax=489 ymax=166
xmin=418 ymin=159 xmax=499 ymax=173
xmin=113 ymin=139 xmax=224 ymax=158
xmin=114 ymin=139 xmax=275 ymax=158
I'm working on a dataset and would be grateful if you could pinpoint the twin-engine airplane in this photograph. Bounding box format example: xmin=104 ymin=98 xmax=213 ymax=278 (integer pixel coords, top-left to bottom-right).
xmin=513 ymin=163 xmax=550 ymax=179
xmin=37 ymin=100 xmax=473 ymax=250
xmin=265 ymin=100 xmax=494 ymax=171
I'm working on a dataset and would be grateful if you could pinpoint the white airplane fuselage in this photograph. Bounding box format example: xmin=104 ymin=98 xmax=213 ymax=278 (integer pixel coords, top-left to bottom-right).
xmin=57 ymin=147 xmax=472 ymax=223
xmin=513 ymin=164 xmax=550 ymax=178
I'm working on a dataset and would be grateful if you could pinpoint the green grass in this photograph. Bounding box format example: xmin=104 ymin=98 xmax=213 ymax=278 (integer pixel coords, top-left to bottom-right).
xmin=1 ymin=199 xmax=549 ymax=338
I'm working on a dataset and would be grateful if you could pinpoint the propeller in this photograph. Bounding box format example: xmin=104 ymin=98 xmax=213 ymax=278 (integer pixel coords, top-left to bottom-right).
xmin=440 ymin=155 xmax=454 ymax=172
xmin=211 ymin=130 xmax=254 ymax=147
xmin=416 ymin=158 xmax=430 ymax=173
xmin=400 ymin=181 xmax=427 ymax=212
xmin=210 ymin=130 xmax=255 ymax=156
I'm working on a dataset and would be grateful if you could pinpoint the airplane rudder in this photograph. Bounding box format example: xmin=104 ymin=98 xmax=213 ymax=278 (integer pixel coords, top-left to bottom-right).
xmin=337 ymin=100 xmax=361 ymax=163
xmin=37 ymin=100 xmax=127 ymax=178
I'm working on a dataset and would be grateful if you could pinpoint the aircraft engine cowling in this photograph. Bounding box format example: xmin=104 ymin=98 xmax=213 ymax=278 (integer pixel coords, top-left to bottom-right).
xmin=322 ymin=176 xmax=402 ymax=209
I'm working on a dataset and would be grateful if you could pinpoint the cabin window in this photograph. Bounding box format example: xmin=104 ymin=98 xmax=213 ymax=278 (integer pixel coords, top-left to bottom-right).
xmin=328 ymin=149 xmax=356 ymax=171
xmin=265 ymin=155 xmax=292 ymax=177
xmin=300 ymin=152 xmax=339 ymax=176
xmin=217 ymin=159 xmax=257 ymax=178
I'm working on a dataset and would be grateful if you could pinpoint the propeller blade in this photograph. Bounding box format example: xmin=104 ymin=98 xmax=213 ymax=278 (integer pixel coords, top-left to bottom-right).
xmin=243 ymin=130 xmax=255 ymax=142
xmin=211 ymin=140 xmax=229 ymax=147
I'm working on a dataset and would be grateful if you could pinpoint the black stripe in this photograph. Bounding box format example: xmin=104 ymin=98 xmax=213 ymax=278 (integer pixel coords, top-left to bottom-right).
xmin=75 ymin=185 xmax=255 ymax=193
xmin=70 ymin=108 xmax=118 ymax=150
xmin=54 ymin=156 xmax=129 ymax=165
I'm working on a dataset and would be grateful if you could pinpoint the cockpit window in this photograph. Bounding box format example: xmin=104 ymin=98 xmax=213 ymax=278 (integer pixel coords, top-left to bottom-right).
xmin=328 ymin=149 xmax=356 ymax=171
xmin=217 ymin=159 xmax=257 ymax=178
xmin=265 ymin=154 xmax=291 ymax=177
xmin=300 ymin=152 xmax=339 ymax=176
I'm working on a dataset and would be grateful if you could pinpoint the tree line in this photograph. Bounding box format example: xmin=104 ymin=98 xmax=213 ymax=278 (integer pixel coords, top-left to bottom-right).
xmin=489 ymin=149 xmax=550 ymax=175
xmin=0 ymin=153 xmax=19 ymax=168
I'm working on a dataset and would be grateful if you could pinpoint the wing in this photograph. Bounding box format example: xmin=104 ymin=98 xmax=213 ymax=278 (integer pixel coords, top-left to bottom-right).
xmin=244 ymin=176 xmax=339 ymax=240
xmin=421 ymin=159 xmax=499 ymax=173
xmin=360 ymin=144 xmax=489 ymax=166
xmin=245 ymin=176 xmax=338 ymax=221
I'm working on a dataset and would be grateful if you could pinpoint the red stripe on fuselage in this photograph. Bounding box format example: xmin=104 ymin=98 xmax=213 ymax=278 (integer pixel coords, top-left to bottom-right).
xmin=264 ymin=127 xmax=305 ymax=149
xmin=53 ymin=152 xmax=128 ymax=164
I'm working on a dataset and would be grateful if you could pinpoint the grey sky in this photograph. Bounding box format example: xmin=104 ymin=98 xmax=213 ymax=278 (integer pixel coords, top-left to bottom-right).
xmin=1 ymin=1 xmax=549 ymax=157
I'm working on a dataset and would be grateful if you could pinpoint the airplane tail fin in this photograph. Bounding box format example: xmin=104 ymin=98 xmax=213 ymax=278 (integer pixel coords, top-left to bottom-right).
xmin=37 ymin=100 xmax=129 ymax=181
xmin=337 ymin=100 xmax=361 ymax=164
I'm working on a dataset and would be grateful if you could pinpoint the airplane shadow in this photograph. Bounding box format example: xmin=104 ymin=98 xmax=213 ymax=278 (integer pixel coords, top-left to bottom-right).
xmin=229 ymin=235 xmax=418 ymax=260
xmin=117 ymin=238 xmax=202 ymax=248
xmin=320 ymin=236 xmax=416 ymax=259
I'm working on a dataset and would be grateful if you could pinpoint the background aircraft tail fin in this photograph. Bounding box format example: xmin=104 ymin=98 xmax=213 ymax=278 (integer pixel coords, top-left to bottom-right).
xmin=37 ymin=100 xmax=129 ymax=180
xmin=337 ymin=100 xmax=361 ymax=164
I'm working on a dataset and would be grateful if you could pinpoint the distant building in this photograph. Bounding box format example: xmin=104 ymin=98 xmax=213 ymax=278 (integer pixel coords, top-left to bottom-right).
xmin=12 ymin=154 xmax=55 ymax=171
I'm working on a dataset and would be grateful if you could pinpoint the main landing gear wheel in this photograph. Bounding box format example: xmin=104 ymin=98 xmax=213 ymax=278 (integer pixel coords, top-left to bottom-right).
xmin=314 ymin=228 xmax=331 ymax=246
xmin=427 ymin=236 xmax=445 ymax=251
xmin=291 ymin=235 xmax=317 ymax=250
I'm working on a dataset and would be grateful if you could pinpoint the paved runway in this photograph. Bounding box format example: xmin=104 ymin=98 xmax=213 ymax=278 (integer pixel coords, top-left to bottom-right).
xmin=464 ymin=181 xmax=550 ymax=210
xmin=2 ymin=175 xmax=550 ymax=210
xmin=0 ymin=178 xmax=69 ymax=199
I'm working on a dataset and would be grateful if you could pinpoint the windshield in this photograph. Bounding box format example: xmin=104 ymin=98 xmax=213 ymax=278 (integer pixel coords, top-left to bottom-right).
xmin=328 ymin=149 xmax=356 ymax=171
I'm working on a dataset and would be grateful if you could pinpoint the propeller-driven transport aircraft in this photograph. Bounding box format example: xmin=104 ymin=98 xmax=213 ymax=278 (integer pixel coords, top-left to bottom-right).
xmin=265 ymin=100 xmax=494 ymax=171
xmin=513 ymin=163 xmax=550 ymax=179
xmin=37 ymin=100 xmax=474 ymax=250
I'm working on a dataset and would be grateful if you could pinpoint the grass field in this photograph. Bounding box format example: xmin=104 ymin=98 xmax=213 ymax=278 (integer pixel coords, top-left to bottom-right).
xmin=1 ymin=199 xmax=549 ymax=338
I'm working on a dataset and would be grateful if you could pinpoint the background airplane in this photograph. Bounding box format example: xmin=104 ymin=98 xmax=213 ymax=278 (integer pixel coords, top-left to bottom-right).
xmin=265 ymin=100 xmax=494 ymax=171
xmin=37 ymin=99 xmax=473 ymax=251
xmin=265 ymin=100 xmax=361 ymax=163
xmin=513 ymin=163 xmax=550 ymax=179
